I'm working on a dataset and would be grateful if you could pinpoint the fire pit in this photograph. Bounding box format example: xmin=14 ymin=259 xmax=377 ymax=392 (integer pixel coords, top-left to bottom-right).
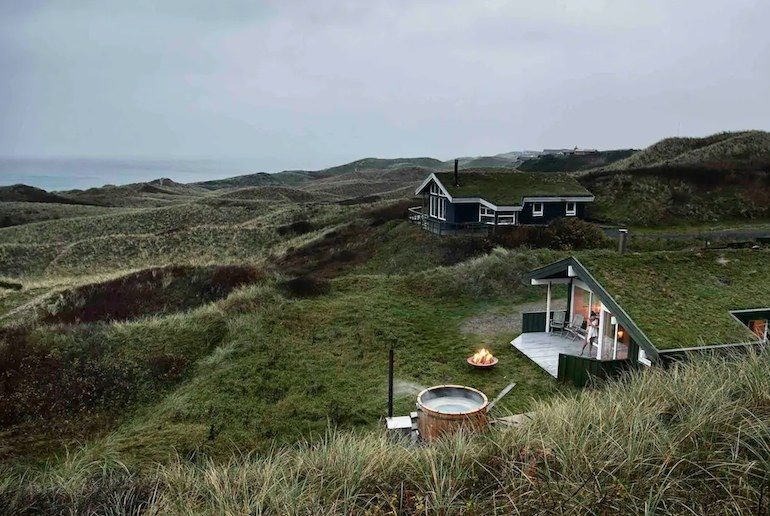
xmin=467 ymin=348 xmax=498 ymax=368
xmin=416 ymin=385 xmax=489 ymax=441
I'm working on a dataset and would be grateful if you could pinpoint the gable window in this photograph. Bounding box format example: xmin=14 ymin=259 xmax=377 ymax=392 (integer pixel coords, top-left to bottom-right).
xmin=429 ymin=183 xmax=446 ymax=197
xmin=532 ymin=202 xmax=544 ymax=217
xmin=565 ymin=202 xmax=577 ymax=216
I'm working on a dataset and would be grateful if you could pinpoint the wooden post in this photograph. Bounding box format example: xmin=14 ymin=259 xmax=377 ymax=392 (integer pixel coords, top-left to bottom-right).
xmin=618 ymin=228 xmax=628 ymax=254
xmin=387 ymin=345 xmax=394 ymax=418
xmin=545 ymin=282 xmax=552 ymax=333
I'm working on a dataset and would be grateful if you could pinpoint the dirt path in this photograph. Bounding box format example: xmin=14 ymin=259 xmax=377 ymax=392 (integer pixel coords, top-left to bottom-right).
xmin=460 ymin=299 xmax=567 ymax=337
xmin=603 ymin=227 xmax=770 ymax=241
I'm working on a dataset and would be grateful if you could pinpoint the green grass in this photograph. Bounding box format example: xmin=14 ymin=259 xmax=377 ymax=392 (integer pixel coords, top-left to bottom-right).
xmin=0 ymin=200 xmax=271 ymax=246
xmin=603 ymin=130 xmax=770 ymax=170
xmin=518 ymin=149 xmax=636 ymax=172
xmin=578 ymin=249 xmax=770 ymax=349
xmin=584 ymin=170 xmax=770 ymax=226
xmin=3 ymin=350 xmax=768 ymax=514
xmin=0 ymin=201 xmax=354 ymax=279
xmin=433 ymin=169 xmax=592 ymax=205
xmin=0 ymin=201 xmax=115 ymax=227
xmin=0 ymin=243 xmax=61 ymax=278
xmin=0 ymin=242 xmax=565 ymax=465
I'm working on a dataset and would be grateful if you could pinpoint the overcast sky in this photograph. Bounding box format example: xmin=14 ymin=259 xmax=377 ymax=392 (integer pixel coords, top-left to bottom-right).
xmin=1 ymin=0 xmax=768 ymax=171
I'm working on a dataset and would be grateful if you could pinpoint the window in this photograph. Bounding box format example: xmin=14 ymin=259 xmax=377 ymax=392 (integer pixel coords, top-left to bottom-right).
xmin=730 ymin=309 xmax=770 ymax=343
xmin=497 ymin=210 xmax=515 ymax=225
xmin=749 ymin=319 xmax=768 ymax=342
xmin=532 ymin=202 xmax=544 ymax=217
xmin=429 ymin=195 xmax=446 ymax=220
xmin=565 ymin=202 xmax=577 ymax=216
xmin=428 ymin=181 xmax=447 ymax=220
xmin=479 ymin=206 xmax=516 ymax=225
xmin=479 ymin=206 xmax=495 ymax=224
xmin=429 ymin=182 xmax=446 ymax=197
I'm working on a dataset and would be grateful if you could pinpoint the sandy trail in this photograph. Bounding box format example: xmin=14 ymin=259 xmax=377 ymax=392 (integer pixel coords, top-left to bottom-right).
xmin=459 ymin=299 xmax=567 ymax=337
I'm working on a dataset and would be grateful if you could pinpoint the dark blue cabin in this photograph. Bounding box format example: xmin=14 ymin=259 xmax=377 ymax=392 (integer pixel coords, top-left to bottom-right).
xmin=413 ymin=169 xmax=594 ymax=234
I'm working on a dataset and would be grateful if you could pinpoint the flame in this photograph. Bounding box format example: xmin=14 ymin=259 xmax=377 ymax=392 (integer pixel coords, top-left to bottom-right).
xmin=470 ymin=348 xmax=496 ymax=365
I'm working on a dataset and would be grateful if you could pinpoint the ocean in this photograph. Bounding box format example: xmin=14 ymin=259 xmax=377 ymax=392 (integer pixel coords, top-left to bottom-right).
xmin=0 ymin=157 xmax=266 ymax=191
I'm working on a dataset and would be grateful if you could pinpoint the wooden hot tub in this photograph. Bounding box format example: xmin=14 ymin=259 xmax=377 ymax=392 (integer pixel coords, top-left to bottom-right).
xmin=416 ymin=385 xmax=489 ymax=441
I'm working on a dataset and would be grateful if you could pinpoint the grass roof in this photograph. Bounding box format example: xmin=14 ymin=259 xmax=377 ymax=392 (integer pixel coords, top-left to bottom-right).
xmin=434 ymin=170 xmax=592 ymax=206
xmin=578 ymin=249 xmax=770 ymax=350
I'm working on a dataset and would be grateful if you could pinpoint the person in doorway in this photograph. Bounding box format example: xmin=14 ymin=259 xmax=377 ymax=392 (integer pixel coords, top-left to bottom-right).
xmin=581 ymin=311 xmax=599 ymax=356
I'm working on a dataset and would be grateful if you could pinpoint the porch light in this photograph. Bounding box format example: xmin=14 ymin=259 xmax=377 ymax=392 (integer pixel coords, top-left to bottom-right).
xmin=617 ymin=328 xmax=625 ymax=339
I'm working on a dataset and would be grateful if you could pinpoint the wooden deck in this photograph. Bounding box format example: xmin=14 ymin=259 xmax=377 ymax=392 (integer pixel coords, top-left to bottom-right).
xmin=511 ymin=331 xmax=587 ymax=377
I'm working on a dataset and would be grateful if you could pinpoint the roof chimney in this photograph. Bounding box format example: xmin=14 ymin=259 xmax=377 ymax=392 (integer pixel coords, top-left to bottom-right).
xmin=453 ymin=159 xmax=459 ymax=186
xmin=618 ymin=228 xmax=629 ymax=254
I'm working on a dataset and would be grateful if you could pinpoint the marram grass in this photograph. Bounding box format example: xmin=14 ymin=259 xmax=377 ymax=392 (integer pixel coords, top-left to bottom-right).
xmin=3 ymin=350 xmax=769 ymax=515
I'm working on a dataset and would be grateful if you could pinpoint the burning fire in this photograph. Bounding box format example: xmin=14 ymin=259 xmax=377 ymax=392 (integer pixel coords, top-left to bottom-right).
xmin=470 ymin=348 xmax=496 ymax=366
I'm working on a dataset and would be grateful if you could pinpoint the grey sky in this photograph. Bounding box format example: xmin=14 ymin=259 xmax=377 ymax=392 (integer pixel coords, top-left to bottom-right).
xmin=1 ymin=0 xmax=769 ymax=171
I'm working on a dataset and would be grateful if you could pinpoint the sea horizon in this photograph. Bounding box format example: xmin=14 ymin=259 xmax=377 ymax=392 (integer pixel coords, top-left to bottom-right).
xmin=0 ymin=156 xmax=276 ymax=191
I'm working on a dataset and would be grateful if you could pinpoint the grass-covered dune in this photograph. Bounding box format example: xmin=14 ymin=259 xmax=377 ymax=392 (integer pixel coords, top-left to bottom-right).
xmin=519 ymin=149 xmax=637 ymax=172
xmin=602 ymin=130 xmax=770 ymax=171
xmin=0 ymin=202 xmax=115 ymax=228
xmin=583 ymin=165 xmax=770 ymax=226
xmin=3 ymin=351 xmax=768 ymax=515
xmin=0 ymin=245 xmax=566 ymax=465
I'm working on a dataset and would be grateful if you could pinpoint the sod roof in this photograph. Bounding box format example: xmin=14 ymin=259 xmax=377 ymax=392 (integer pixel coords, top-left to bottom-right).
xmin=578 ymin=249 xmax=770 ymax=350
xmin=432 ymin=170 xmax=593 ymax=206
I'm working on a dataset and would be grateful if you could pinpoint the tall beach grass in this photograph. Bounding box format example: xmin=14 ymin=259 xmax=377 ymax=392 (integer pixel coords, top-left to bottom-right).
xmin=3 ymin=350 xmax=768 ymax=514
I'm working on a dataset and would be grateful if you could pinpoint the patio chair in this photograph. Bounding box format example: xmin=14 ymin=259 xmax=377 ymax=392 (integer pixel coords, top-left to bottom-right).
xmin=549 ymin=311 xmax=567 ymax=335
xmin=566 ymin=314 xmax=586 ymax=341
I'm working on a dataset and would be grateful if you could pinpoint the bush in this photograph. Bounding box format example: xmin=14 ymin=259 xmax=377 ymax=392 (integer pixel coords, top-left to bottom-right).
xmin=490 ymin=218 xmax=609 ymax=251
xmin=363 ymin=199 xmax=415 ymax=226
xmin=543 ymin=217 xmax=610 ymax=250
xmin=39 ymin=265 xmax=263 ymax=324
xmin=277 ymin=220 xmax=314 ymax=236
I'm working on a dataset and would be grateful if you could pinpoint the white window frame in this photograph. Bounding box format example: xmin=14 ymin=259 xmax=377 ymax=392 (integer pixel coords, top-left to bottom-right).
xmin=479 ymin=206 xmax=495 ymax=224
xmin=532 ymin=202 xmax=544 ymax=217
xmin=429 ymin=195 xmax=446 ymax=220
xmin=479 ymin=206 xmax=516 ymax=225
xmin=429 ymin=182 xmax=447 ymax=198
xmin=428 ymin=181 xmax=447 ymax=221
xmin=497 ymin=210 xmax=516 ymax=225
xmin=565 ymin=201 xmax=577 ymax=216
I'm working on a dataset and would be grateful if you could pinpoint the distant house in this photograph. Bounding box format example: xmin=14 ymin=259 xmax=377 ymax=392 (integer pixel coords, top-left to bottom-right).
xmin=514 ymin=249 xmax=769 ymax=385
xmin=411 ymin=169 xmax=594 ymax=234
xmin=542 ymin=147 xmax=599 ymax=156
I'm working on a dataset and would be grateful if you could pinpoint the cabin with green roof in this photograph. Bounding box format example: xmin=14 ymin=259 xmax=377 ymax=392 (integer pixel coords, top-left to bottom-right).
xmin=412 ymin=168 xmax=594 ymax=233
xmin=515 ymin=249 xmax=769 ymax=385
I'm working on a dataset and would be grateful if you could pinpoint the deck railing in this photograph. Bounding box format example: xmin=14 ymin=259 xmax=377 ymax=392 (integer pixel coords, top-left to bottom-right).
xmin=521 ymin=310 xmax=567 ymax=333
xmin=407 ymin=206 xmax=492 ymax=235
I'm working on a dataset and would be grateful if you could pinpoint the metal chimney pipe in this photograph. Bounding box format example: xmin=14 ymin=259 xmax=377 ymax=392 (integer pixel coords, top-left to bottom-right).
xmin=454 ymin=159 xmax=459 ymax=186
xmin=618 ymin=228 xmax=628 ymax=254
xmin=387 ymin=345 xmax=394 ymax=418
